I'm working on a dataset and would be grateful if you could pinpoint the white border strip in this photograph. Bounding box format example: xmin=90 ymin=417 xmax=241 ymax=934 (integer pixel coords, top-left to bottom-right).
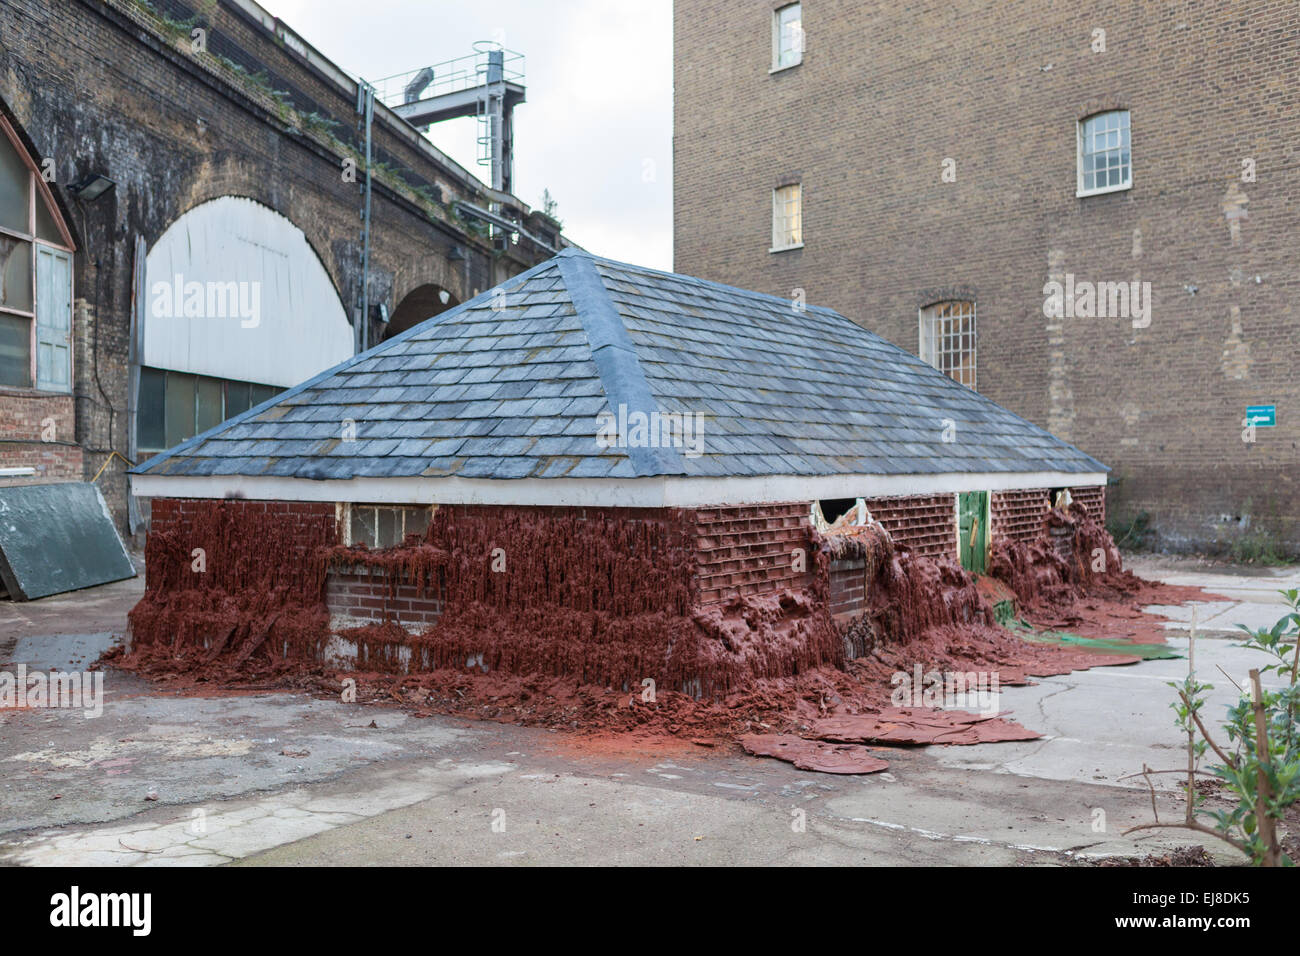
xmin=133 ymin=471 xmax=1107 ymax=509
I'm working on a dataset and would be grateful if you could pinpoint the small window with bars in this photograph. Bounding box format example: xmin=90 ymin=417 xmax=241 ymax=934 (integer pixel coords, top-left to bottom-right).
xmin=1077 ymin=110 xmax=1131 ymax=195
xmin=346 ymin=504 xmax=433 ymax=549
xmin=919 ymin=301 xmax=977 ymax=389
xmin=771 ymin=183 xmax=802 ymax=251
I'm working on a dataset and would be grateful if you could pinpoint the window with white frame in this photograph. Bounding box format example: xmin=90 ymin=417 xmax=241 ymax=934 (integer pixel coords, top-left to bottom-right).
xmin=771 ymin=183 xmax=802 ymax=251
xmin=772 ymin=3 xmax=803 ymax=71
xmin=1077 ymin=110 xmax=1131 ymax=196
xmin=0 ymin=114 xmax=74 ymax=391
xmin=919 ymin=301 xmax=977 ymax=388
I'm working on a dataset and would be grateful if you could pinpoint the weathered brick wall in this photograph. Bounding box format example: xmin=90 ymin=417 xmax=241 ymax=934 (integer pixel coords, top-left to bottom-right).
xmin=326 ymin=567 xmax=445 ymax=627
xmin=674 ymin=0 xmax=1300 ymax=552
xmin=0 ymin=388 xmax=75 ymax=442
xmin=693 ymin=494 xmax=962 ymax=609
xmin=146 ymin=493 xmax=1096 ymax=634
xmin=1071 ymin=484 xmax=1106 ymax=524
xmin=146 ymin=497 xmax=336 ymax=591
xmin=0 ymin=388 xmax=82 ymax=484
xmin=991 ymin=488 xmax=1051 ymax=544
xmin=828 ymin=558 xmax=865 ymax=617
xmin=0 ymin=0 xmax=557 ymax=534
xmin=864 ymin=494 xmax=956 ymax=559
xmin=694 ymin=502 xmax=813 ymax=604
xmin=328 ymin=502 xmax=685 ymax=628
xmin=0 ymin=442 xmax=83 ymax=485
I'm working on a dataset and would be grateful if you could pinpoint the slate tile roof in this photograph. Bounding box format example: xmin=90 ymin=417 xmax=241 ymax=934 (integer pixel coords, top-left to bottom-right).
xmin=133 ymin=249 xmax=1105 ymax=481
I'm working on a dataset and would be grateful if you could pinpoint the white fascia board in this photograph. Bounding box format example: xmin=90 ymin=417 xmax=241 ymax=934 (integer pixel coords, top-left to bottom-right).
xmin=133 ymin=471 xmax=1107 ymax=508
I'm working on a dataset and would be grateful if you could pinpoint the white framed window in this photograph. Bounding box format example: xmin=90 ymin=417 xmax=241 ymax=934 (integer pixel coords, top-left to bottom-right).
xmin=772 ymin=3 xmax=803 ymax=71
xmin=770 ymin=183 xmax=803 ymax=251
xmin=919 ymin=301 xmax=977 ymax=389
xmin=1077 ymin=110 xmax=1131 ymax=196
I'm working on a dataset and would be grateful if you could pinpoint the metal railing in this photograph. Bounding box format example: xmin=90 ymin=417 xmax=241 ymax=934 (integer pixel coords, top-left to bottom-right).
xmin=370 ymin=44 xmax=524 ymax=110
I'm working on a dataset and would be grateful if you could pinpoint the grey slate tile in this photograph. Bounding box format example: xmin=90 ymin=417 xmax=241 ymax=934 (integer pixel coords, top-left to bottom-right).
xmin=135 ymin=252 xmax=1105 ymax=484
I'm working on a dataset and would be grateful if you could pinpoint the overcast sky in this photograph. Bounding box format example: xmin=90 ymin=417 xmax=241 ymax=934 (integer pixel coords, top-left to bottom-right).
xmin=263 ymin=0 xmax=674 ymax=270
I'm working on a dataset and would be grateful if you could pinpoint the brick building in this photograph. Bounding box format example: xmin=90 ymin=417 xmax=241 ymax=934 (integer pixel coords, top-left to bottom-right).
xmin=129 ymin=250 xmax=1104 ymax=683
xmin=673 ymin=1 xmax=1300 ymax=554
xmin=0 ymin=0 xmax=563 ymax=539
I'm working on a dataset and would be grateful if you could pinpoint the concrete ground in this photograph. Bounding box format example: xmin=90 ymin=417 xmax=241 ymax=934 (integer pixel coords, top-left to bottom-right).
xmin=0 ymin=553 xmax=1292 ymax=866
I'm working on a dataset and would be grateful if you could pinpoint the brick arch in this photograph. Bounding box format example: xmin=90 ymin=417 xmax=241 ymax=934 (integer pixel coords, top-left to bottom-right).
xmin=383 ymin=283 xmax=462 ymax=340
xmin=389 ymin=256 xmax=468 ymax=313
xmin=915 ymin=287 xmax=978 ymax=310
xmin=150 ymin=176 xmax=348 ymax=307
xmin=142 ymin=195 xmax=353 ymax=388
xmin=1076 ymin=99 xmax=1129 ymax=122
xmin=0 ymin=97 xmax=77 ymax=251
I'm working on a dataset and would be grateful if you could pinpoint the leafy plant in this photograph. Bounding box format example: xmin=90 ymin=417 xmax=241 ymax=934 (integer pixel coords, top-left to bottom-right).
xmin=1125 ymin=590 xmax=1300 ymax=865
xmin=1229 ymin=526 xmax=1291 ymax=566
xmin=1107 ymin=509 xmax=1153 ymax=550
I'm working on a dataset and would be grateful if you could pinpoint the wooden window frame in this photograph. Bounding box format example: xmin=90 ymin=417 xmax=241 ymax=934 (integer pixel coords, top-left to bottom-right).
xmin=0 ymin=112 xmax=76 ymax=393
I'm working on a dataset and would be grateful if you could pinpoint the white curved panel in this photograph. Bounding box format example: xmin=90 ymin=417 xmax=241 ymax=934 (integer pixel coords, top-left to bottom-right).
xmin=143 ymin=196 xmax=353 ymax=387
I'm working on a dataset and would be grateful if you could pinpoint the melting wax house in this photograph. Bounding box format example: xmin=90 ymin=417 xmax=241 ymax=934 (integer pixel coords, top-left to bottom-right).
xmin=128 ymin=248 xmax=1107 ymax=690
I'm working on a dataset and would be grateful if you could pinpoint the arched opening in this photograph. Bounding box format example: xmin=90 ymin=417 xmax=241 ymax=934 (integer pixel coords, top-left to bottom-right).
xmin=383 ymin=283 xmax=460 ymax=340
xmin=137 ymin=195 xmax=353 ymax=458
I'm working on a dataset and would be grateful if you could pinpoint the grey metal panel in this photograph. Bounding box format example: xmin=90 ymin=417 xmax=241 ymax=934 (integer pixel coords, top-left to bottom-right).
xmin=0 ymin=483 xmax=136 ymax=601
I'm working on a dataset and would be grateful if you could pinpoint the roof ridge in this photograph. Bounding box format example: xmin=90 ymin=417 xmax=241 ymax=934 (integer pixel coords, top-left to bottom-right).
xmin=573 ymin=247 xmax=844 ymax=319
xmin=556 ymin=252 xmax=687 ymax=478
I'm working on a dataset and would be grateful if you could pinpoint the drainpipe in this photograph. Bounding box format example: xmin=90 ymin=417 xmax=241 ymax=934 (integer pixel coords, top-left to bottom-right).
xmin=357 ymin=81 xmax=375 ymax=353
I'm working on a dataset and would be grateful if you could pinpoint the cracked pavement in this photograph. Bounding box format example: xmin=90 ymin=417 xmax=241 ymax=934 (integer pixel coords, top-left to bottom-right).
xmin=1 ymin=554 xmax=1291 ymax=866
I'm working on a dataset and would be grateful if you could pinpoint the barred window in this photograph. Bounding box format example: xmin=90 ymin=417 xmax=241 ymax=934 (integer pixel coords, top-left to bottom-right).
xmin=919 ymin=301 xmax=977 ymax=389
xmin=1078 ymin=110 xmax=1131 ymax=195
xmin=346 ymin=504 xmax=433 ymax=549
xmin=771 ymin=183 xmax=802 ymax=251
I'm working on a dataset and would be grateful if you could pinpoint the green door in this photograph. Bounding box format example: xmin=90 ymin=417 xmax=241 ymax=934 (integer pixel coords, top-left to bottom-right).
xmin=958 ymin=491 xmax=988 ymax=574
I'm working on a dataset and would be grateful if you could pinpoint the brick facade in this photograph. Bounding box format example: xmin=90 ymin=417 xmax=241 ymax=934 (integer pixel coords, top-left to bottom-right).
xmin=990 ymin=489 xmax=1052 ymax=545
xmin=694 ymin=502 xmax=812 ymax=604
xmin=325 ymin=566 xmax=446 ymax=628
xmin=827 ymin=558 xmax=865 ymax=617
xmin=0 ymin=0 xmax=559 ymax=536
xmin=1071 ymin=484 xmax=1106 ymax=525
xmin=143 ymin=487 xmax=1100 ymax=643
xmin=674 ymin=1 xmax=1300 ymax=553
xmin=327 ymin=497 xmax=965 ymax=619
xmin=0 ymin=387 xmax=82 ymax=484
xmin=863 ymin=494 xmax=957 ymax=559
xmin=146 ymin=497 xmax=336 ymax=590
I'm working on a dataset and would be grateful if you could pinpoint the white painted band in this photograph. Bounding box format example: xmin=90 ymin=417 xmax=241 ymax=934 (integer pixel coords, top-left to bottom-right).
xmin=132 ymin=470 xmax=1107 ymax=509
